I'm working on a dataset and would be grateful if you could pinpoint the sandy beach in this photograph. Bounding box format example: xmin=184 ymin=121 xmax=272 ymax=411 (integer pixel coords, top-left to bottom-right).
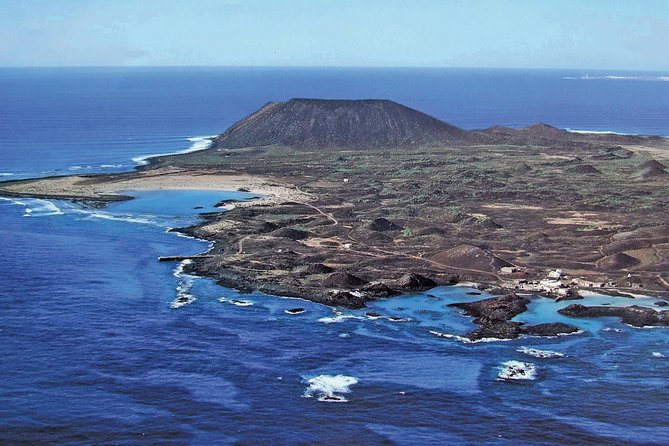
xmin=0 ymin=167 xmax=312 ymax=207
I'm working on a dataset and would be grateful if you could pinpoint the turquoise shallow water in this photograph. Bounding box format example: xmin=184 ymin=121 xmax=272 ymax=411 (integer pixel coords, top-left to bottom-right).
xmin=1 ymin=68 xmax=668 ymax=445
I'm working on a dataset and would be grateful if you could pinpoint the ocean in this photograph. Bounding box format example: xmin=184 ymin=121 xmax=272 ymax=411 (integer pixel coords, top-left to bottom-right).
xmin=0 ymin=67 xmax=668 ymax=445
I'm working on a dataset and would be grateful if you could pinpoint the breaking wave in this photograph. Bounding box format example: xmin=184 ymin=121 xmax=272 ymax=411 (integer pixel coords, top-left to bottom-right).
xmin=517 ymin=347 xmax=564 ymax=359
xmin=171 ymin=260 xmax=196 ymax=309
xmin=132 ymin=135 xmax=215 ymax=166
xmin=429 ymin=330 xmax=512 ymax=344
xmin=497 ymin=360 xmax=537 ymax=381
xmin=303 ymin=374 xmax=359 ymax=402
xmin=318 ymin=314 xmax=364 ymax=324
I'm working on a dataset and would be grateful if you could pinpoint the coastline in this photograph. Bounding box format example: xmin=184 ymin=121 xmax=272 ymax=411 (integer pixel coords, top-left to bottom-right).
xmin=0 ymin=166 xmax=312 ymax=209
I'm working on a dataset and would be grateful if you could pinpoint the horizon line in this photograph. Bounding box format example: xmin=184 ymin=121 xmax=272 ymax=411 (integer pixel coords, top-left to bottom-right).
xmin=0 ymin=64 xmax=667 ymax=73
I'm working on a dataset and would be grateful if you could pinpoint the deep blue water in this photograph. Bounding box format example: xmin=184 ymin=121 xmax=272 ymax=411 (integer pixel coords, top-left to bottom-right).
xmin=0 ymin=68 xmax=668 ymax=445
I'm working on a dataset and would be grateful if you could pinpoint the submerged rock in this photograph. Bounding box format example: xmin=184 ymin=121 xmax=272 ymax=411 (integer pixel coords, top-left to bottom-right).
xmin=558 ymin=304 xmax=669 ymax=328
xmin=285 ymin=308 xmax=305 ymax=315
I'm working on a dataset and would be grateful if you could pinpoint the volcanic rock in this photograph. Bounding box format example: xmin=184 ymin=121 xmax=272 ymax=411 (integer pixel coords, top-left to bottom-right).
xmin=598 ymin=252 xmax=640 ymax=270
xmin=211 ymin=98 xmax=465 ymax=150
xmin=558 ymin=304 xmax=669 ymax=327
xmin=368 ymin=217 xmax=403 ymax=232
xmin=394 ymin=273 xmax=437 ymax=291
xmin=300 ymin=263 xmax=334 ymax=275
xmin=270 ymin=227 xmax=312 ymax=240
xmin=521 ymin=322 xmax=580 ymax=336
xmin=322 ymin=271 xmax=368 ymax=288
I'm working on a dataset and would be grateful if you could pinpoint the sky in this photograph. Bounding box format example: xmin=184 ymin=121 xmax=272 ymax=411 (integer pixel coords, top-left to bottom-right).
xmin=1 ymin=0 xmax=668 ymax=70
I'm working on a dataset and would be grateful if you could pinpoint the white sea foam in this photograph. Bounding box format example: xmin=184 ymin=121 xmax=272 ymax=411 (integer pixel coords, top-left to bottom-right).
xmin=303 ymin=374 xmax=358 ymax=402
xmin=428 ymin=330 xmax=512 ymax=344
xmin=318 ymin=314 xmax=364 ymax=324
xmin=22 ymin=199 xmax=64 ymax=217
xmin=77 ymin=210 xmax=155 ymax=225
xmin=0 ymin=172 xmax=15 ymax=176
xmin=517 ymin=347 xmax=564 ymax=359
xmin=571 ymin=75 xmax=669 ymax=82
xmin=651 ymin=352 xmax=665 ymax=358
xmin=497 ymin=361 xmax=537 ymax=381
xmin=218 ymin=297 xmax=254 ymax=307
xmin=565 ymin=128 xmax=636 ymax=136
xmin=132 ymin=135 xmax=215 ymax=166
xmin=171 ymin=259 xmax=197 ymax=309
xmin=0 ymin=196 xmax=26 ymax=206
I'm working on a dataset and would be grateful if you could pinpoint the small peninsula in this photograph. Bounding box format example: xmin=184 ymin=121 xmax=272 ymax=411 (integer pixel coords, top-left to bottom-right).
xmin=2 ymin=98 xmax=669 ymax=317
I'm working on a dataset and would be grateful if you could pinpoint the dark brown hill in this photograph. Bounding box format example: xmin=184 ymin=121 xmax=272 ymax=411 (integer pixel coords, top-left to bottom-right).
xmin=211 ymin=98 xmax=465 ymax=149
xmin=635 ymin=159 xmax=667 ymax=180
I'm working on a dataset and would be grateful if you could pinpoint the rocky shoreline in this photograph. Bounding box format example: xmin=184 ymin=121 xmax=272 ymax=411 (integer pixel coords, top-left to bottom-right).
xmin=2 ymin=98 xmax=669 ymax=330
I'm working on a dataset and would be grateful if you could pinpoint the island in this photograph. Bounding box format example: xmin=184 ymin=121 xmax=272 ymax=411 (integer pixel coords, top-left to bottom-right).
xmin=2 ymin=98 xmax=669 ymax=323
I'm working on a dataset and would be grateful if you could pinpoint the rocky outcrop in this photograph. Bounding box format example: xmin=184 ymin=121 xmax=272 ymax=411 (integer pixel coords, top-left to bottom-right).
xmin=394 ymin=273 xmax=437 ymax=291
xmin=361 ymin=282 xmax=400 ymax=297
xmin=270 ymin=227 xmax=313 ymax=240
xmin=568 ymin=164 xmax=601 ymax=175
xmin=521 ymin=322 xmax=580 ymax=336
xmin=558 ymin=304 xmax=669 ymax=327
xmin=635 ymin=159 xmax=667 ymax=180
xmin=368 ymin=217 xmax=403 ymax=232
xmin=429 ymin=244 xmax=512 ymax=273
xmin=449 ymin=294 xmax=528 ymax=340
xmin=449 ymin=294 xmax=580 ymax=340
xmin=299 ymin=263 xmax=334 ymax=275
xmin=322 ymin=271 xmax=368 ymax=287
xmin=321 ymin=291 xmax=369 ymax=309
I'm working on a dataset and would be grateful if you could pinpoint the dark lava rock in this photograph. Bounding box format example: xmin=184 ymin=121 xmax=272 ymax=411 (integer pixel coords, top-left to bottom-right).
xmin=214 ymin=198 xmax=242 ymax=207
xmin=559 ymin=304 xmax=669 ymax=328
xmin=555 ymin=288 xmax=583 ymax=302
xmin=369 ymin=217 xmax=403 ymax=232
xmin=395 ymin=273 xmax=436 ymax=291
xmin=300 ymin=263 xmax=334 ymax=275
xmin=568 ymin=164 xmax=601 ymax=175
xmin=598 ymin=252 xmax=640 ymax=270
xmin=211 ymin=98 xmax=466 ymax=150
xmin=361 ymin=282 xmax=400 ymax=297
xmin=449 ymin=294 xmax=530 ymax=340
xmin=521 ymin=322 xmax=580 ymax=337
xmin=635 ymin=159 xmax=667 ymax=180
xmin=322 ymin=291 xmax=368 ymax=308
xmin=270 ymin=227 xmax=312 ymax=240
xmin=655 ymin=301 xmax=668 ymax=307
xmin=323 ymin=271 xmax=368 ymax=288
xmin=237 ymin=187 xmax=251 ymax=192
xmin=285 ymin=308 xmax=305 ymax=315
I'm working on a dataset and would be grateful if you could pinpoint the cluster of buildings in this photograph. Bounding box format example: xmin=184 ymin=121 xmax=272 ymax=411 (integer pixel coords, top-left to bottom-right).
xmin=500 ymin=266 xmax=645 ymax=298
